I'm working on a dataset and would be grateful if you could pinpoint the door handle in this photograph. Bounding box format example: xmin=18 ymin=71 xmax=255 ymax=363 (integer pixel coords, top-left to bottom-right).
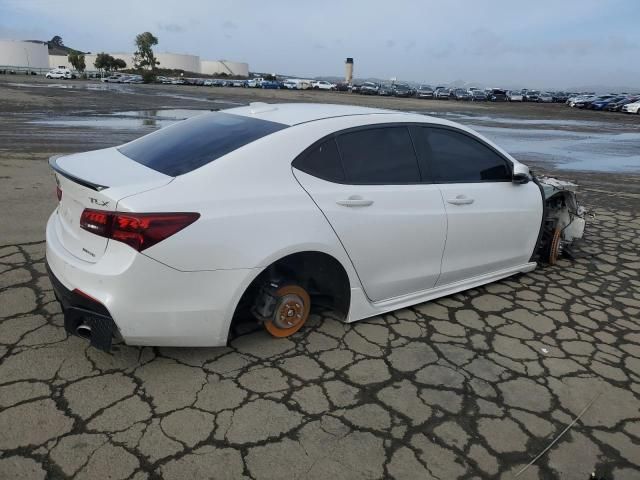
xmin=447 ymin=195 xmax=474 ymax=205
xmin=336 ymin=195 xmax=374 ymax=207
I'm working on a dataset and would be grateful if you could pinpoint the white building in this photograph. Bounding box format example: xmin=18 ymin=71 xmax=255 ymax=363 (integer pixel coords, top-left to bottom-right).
xmin=2 ymin=39 xmax=249 ymax=77
xmin=0 ymin=40 xmax=49 ymax=69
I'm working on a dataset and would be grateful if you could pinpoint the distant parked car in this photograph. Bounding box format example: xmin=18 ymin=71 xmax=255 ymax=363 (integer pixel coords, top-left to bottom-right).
xmin=607 ymin=96 xmax=639 ymax=112
xmin=507 ymin=91 xmax=523 ymax=102
xmin=434 ymin=87 xmax=449 ymax=99
xmin=102 ymin=74 xmax=124 ymax=83
xmin=523 ymin=90 xmax=540 ymax=102
xmin=416 ymin=85 xmax=434 ymax=98
xmin=590 ymin=96 xmax=625 ymax=110
xmin=246 ymin=78 xmax=264 ymax=88
xmin=622 ymin=101 xmax=640 ymax=114
xmin=378 ymin=84 xmax=394 ymax=96
xmin=537 ymin=92 xmax=554 ymax=103
xmin=282 ymin=79 xmax=297 ymax=89
xmin=578 ymin=95 xmax=614 ymax=109
xmin=359 ymin=82 xmax=379 ymax=95
xmin=122 ymin=75 xmax=143 ymax=84
xmin=450 ymin=88 xmax=471 ymax=101
xmin=552 ymin=92 xmax=569 ymax=103
xmin=393 ymin=84 xmax=412 ymax=97
xmin=335 ymin=82 xmax=350 ymax=92
xmin=488 ymin=89 xmax=508 ymax=102
xmin=312 ymin=80 xmax=336 ymax=90
xmin=470 ymin=90 xmax=487 ymax=101
xmin=261 ymin=80 xmax=280 ymax=89
xmin=46 ymin=68 xmax=73 ymax=80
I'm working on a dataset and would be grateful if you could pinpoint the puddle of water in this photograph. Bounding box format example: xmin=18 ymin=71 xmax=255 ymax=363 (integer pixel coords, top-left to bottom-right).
xmin=470 ymin=124 xmax=640 ymax=173
xmin=24 ymin=107 xmax=640 ymax=173
xmin=110 ymin=109 xmax=209 ymax=120
xmin=6 ymin=82 xmax=79 ymax=90
xmin=415 ymin=111 xmax=640 ymax=173
xmin=30 ymin=108 xmax=207 ymax=129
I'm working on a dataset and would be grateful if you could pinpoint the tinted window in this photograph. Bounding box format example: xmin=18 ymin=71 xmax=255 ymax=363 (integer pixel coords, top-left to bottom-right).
xmin=293 ymin=139 xmax=344 ymax=182
xmin=336 ymin=127 xmax=420 ymax=183
xmin=415 ymin=127 xmax=511 ymax=182
xmin=118 ymin=112 xmax=287 ymax=176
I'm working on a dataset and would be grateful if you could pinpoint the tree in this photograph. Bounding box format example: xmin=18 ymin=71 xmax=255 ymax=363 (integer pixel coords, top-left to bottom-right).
xmin=94 ymin=52 xmax=114 ymax=72
xmin=94 ymin=53 xmax=109 ymax=72
xmin=50 ymin=35 xmax=64 ymax=47
xmin=112 ymin=58 xmax=126 ymax=71
xmin=68 ymin=51 xmax=86 ymax=73
xmin=93 ymin=53 xmax=126 ymax=73
xmin=133 ymin=32 xmax=159 ymax=70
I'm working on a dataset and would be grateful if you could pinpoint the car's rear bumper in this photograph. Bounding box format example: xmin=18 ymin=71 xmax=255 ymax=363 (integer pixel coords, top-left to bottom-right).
xmin=46 ymin=212 xmax=258 ymax=349
xmin=47 ymin=263 xmax=121 ymax=351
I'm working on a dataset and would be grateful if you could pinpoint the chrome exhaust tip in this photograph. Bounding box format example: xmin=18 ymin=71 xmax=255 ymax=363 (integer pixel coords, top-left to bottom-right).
xmin=76 ymin=324 xmax=92 ymax=339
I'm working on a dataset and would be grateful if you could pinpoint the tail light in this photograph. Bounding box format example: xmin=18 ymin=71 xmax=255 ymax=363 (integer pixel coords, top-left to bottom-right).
xmin=56 ymin=185 xmax=62 ymax=202
xmin=80 ymin=209 xmax=200 ymax=252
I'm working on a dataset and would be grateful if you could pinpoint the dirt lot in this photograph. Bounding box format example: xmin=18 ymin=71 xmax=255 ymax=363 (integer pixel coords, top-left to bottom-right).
xmin=0 ymin=77 xmax=639 ymax=479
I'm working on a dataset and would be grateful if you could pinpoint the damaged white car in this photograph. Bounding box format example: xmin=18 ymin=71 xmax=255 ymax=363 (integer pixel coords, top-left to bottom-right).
xmin=46 ymin=103 xmax=586 ymax=350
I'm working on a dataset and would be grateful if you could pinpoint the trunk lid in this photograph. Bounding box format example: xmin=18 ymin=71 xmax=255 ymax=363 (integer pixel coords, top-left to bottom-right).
xmin=51 ymin=148 xmax=172 ymax=263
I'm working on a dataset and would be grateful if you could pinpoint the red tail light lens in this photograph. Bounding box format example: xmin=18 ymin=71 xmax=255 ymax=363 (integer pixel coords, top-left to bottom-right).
xmin=56 ymin=185 xmax=62 ymax=202
xmin=80 ymin=209 xmax=200 ymax=252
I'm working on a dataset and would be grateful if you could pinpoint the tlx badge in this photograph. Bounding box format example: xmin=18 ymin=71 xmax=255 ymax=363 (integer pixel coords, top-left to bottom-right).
xmin=89 ymin=197 xmax=109 ymax=207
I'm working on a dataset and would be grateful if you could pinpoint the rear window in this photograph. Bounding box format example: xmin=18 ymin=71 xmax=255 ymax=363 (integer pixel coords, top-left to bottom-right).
xmin=118 ymin=112 xmax=287 ymax=176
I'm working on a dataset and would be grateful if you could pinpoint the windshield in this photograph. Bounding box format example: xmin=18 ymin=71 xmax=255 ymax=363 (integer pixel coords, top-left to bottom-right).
xmin=119 ymin=112 xmax=287 ymax=176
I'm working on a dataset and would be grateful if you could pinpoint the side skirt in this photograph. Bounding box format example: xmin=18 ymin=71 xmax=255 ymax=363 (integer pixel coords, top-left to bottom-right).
xmin=346 ymin=262 xmax=537 ymax=323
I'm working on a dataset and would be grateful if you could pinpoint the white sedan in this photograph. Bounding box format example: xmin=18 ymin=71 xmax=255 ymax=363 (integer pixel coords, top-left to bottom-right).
xmin=312 ymin=80 xmax=336 ymax=90
xmin=622 ymin=101 xmax=640 ymax=114
xmin=46 ymin=103 xmax=585 ymax=350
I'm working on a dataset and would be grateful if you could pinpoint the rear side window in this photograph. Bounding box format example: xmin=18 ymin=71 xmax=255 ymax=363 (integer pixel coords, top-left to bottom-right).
xmin=293 ymin=139 xmax=344 ymax=182
xmin=416 ymin=127 xmax=511 ymax=183
xmin=118 ymin=112 xmax=287 ymax=176
xmin=336 ymin=127 xmax=420 ymax=183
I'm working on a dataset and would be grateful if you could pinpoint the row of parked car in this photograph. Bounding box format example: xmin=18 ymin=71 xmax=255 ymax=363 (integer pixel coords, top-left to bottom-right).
xmin=45 ymin=69 xmax=639 ymax=114
xmin=101 ymin=73 xmax=143 ymax=83
xmin=565 ymin=93 xmax=640 ymax=113
xmin=353 ymin=84 xmax=577 ymax=103
xmin=158 ymin=76 xmax=339 ymax=90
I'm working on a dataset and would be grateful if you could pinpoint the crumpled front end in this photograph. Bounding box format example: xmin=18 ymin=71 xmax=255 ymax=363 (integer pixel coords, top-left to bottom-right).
xmin=536 ymin=176 xmax=588 ymax=264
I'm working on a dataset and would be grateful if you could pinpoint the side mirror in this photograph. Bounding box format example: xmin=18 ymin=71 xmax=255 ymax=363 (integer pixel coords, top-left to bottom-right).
xmin=512 ymin=163 xmax=531 ymax=184
xmin=513 ymin=173 xmax=530 ymax=184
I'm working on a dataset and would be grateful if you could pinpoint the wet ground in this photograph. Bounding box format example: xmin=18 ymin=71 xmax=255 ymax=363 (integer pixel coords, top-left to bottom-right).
xmin=0 ymin=77 xmax=639 ymax=479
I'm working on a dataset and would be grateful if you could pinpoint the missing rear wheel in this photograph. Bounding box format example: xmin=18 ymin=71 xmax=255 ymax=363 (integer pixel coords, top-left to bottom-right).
xmin=264 ymin=285 xmax=311 ymax=338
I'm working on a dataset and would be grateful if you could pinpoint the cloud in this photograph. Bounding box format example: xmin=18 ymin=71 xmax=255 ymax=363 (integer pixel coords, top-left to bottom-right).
xmin=158 ymin=23 xmax=185 ymax=33
xmin=0 ymin=0 xmax=638 ymax=87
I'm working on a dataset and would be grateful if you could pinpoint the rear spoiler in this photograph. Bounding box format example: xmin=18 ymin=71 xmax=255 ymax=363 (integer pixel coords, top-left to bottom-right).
xmin=49 ymin=155 xmax=108 ymax=191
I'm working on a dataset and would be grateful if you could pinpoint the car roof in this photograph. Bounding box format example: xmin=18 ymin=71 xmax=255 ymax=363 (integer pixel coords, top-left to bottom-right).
xmin=226 ymin=103 xmax=397 ymax=126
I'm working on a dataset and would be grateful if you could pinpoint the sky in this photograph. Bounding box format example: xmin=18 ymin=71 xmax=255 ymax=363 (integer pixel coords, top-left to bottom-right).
xmin=1 ymin=0 xmax=639 ymax=89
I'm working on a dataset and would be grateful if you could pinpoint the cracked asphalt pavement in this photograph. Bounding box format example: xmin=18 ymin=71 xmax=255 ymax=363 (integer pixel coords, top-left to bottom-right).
xmin=1 ymin=79 xmax=640 ymax=479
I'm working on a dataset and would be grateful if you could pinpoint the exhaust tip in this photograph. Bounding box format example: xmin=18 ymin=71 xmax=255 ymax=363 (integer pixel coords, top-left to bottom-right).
xmin=76 ymin=324 xmax=92 ymax=340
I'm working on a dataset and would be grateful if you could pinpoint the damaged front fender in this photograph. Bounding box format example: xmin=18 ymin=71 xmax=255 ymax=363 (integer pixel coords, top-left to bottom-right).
xmin=533 ymin=175 xmax=587 ymax=265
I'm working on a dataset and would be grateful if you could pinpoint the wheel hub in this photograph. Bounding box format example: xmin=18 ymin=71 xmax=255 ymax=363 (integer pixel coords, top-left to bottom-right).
xmin=274 ymin=294 xmax=305 ymax=329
